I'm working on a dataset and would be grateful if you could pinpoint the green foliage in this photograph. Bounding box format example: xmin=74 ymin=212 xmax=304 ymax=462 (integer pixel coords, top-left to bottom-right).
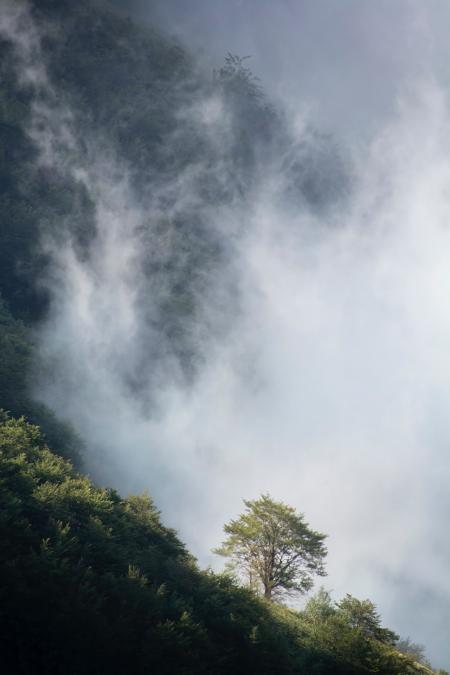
xmin=299 ymin=589 xmax=441 ymax=675
xmin=303 ymin=587 xmax=336 ymax=622
xmin=214 ymin=493 xmax=327 ymax=600
xmin=337 ymin=594 xmax=399 ymax=645
xmin=0 ymin=414 xmax=437 ymax=674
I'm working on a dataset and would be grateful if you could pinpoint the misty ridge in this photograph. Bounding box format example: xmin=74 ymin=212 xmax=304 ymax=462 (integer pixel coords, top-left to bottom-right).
xmin=1 ymin=0 xmax=352 ymax=499
xmin=1 ymin=0 xmax=450 ymax=673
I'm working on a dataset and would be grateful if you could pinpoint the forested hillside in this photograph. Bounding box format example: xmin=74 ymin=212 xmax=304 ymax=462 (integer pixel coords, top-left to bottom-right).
xmin=0 ymin=0 xmax=446 ymax=673
xmin=0 ymin=414 xmax=439 ymax=674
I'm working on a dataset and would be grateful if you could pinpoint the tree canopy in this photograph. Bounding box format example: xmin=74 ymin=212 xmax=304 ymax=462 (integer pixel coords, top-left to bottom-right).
xmin=214 ymin=493 xmax=327 ymax=601
xmin=337 ymin=595 xmax=399 ymax=646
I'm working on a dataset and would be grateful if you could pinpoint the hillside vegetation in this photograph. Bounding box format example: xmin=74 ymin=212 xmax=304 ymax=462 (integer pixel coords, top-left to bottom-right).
xmin=0 ymin=414 xmax=439 ymax=674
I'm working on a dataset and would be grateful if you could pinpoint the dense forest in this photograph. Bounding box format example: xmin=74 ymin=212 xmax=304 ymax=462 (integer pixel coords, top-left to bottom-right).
xmin=0 ymin=0 xmax=446 ymax=673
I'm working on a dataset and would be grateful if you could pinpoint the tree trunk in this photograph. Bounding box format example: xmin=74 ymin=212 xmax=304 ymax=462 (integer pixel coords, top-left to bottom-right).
xmin=264 ymin=585 xmax=272 ymax=601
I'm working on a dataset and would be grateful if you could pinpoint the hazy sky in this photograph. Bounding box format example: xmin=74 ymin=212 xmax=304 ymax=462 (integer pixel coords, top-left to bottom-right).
xmin=5 ymin=0 xmax=450 ymax=668
xmin=113 ymin=0 xmax=450 ymax=139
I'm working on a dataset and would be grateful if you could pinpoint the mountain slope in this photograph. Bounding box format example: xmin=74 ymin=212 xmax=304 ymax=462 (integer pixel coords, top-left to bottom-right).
xmin=0 ymin=413 xmax=434 ymax=675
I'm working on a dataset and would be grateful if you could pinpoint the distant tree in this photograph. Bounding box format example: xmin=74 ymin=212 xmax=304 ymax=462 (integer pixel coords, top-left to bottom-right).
xmin=337 ymin=595 xmax=398 ymax=645
xmin=396 ymin=637 xmax=428 ymax=665
xmin=214 ymin=494 xmax=327 ymax=601
xmin=303 ymin=587 xmax=336 ymax=622
xmin=214 ymin=53 xmax=263 ymax=102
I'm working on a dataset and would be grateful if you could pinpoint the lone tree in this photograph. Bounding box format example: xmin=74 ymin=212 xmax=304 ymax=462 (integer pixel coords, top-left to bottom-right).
xmin=214 ymin=494 xmax=327 ymax=601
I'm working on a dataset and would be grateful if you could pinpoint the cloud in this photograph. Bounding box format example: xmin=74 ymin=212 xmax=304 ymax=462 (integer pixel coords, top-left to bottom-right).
xmin=112 ymin=0 xmax=450 ymax=139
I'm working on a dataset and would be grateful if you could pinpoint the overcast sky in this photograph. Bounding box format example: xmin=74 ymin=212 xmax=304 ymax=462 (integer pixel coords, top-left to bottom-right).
xmin=111 ymin=0 xmax=450 ymax=140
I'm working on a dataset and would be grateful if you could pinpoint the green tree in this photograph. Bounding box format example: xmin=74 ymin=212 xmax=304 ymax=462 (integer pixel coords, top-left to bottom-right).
xmin=337 ymin=595 xmax=399 ymax=645
xmin=214 ymin=493 xmax=327 ymax=601
xmin=303 ymin=587 xmax=336 ymax=622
